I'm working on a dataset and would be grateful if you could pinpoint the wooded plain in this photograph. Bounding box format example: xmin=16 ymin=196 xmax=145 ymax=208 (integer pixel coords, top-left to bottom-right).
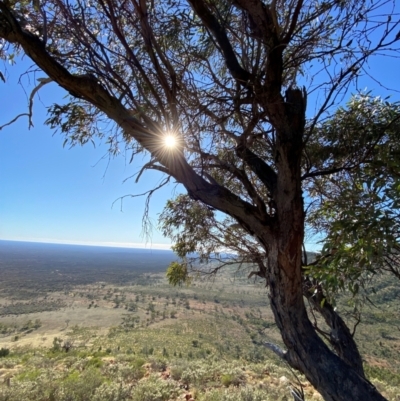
xmin=0 ymin=241 xmax=399 ymax=400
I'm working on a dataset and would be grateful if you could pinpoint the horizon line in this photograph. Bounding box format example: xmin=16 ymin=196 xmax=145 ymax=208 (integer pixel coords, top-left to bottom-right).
xmin=0 ymin=237 xmax=173 ymax=250
xmin=0 ymin=237 xmax=321 ymax=252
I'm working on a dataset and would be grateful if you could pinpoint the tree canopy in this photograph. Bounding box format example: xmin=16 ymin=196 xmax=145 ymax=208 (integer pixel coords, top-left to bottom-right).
xmin=1 ymin=1 xmax=400 ymax=400
xmin=305 ymin=95 xmax=400 ymax=292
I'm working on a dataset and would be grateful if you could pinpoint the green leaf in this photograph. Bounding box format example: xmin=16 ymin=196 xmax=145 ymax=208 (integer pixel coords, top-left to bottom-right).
xmin=166 ymin=262 xmax=189 ymax=287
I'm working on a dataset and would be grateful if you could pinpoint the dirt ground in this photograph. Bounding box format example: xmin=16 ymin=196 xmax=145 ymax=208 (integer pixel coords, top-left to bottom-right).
xmin=0 ymin=304 xmax=126 ymax=349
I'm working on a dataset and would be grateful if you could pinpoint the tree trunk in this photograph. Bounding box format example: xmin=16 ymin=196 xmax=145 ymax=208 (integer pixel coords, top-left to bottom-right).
xmin=267 ymin=247 xmax=386 ymax=400
xmin=304 ymin=279 xmax=365 ymax=378
xmin=261 ymin=99 xmax=386 ymax=399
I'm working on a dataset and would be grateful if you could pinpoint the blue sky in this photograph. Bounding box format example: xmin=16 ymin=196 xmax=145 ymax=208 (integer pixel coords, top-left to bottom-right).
xmin=0 ymin=61 xmax=179 ymax=249
xmin=1 ymin=11 xmax=399 ymax=251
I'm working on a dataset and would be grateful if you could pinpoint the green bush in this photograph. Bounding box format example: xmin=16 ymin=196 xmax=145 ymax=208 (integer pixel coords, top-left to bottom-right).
xmin=129 ymin=358 xmax=146 ymax=380
xmin=149 ymin=357 xmax=167 ymax=372
xmin=221 ymin=374 xmax=234 ymax=387
xmin=92 ymin=382 xmax=132 ymax=401
xmin=60 ymin=367 xmax=104 ymax=401
xmin=17 ymin=368 xmax=42 ymax=382
xmin=131 ymin=374 xmax=178 ymax=401
xmin=365 ymin=364 xmax=400 ymax=386
xmin=220 ymin=367 xmax=246 ymax=388
xmin=87 ymin=357 xmax=103 ymax=368
xmin=170 ymin=365 xmax=184 ymax=380
xmin=0 ymin=348 xmax=10 ymax=357
xmin=52 ymin=337 xmax=62 ymax=352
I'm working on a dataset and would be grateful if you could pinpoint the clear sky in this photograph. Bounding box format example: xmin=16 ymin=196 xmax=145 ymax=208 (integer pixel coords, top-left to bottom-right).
xmin=1 ymin=10 xmax=399 ymax=251
xmin=0 ymin=60 xmax=180 ymax=249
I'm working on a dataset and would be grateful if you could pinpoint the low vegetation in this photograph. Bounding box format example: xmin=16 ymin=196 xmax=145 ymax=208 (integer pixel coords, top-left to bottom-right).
xmin=0 ymin=254 xmax=399 ymax=400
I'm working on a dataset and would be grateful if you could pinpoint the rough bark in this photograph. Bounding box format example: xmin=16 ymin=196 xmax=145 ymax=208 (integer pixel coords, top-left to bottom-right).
xmin=257 ymin=86 xmax=385 ymax=400
xmin=304 ymin=279 xmax=365 ymax=378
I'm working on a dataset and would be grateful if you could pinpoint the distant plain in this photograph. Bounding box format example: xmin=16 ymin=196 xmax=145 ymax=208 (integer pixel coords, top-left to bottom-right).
xmin=0 ymin=240 xmax=399 ymax=400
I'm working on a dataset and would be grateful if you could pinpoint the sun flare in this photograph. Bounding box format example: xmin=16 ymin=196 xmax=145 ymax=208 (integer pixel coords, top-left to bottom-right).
xmin=164 ymin=134 xmax=178 ymax=149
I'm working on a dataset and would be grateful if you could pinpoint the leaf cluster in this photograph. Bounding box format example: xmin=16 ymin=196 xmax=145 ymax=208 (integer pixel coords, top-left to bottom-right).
xmin=305 ymin=94 xmax=400 ymax=295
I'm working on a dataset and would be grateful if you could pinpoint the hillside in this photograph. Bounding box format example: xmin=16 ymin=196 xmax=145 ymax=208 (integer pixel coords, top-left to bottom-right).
xmin=0 ymin=242 xmax=399 ymax=400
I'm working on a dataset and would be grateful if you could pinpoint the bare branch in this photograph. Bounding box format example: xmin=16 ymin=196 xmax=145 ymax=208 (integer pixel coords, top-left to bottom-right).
xmin=263 ymin=341 xmax=288 ymax=360
xmin=0 ymin=112 xmax=29 ymax=130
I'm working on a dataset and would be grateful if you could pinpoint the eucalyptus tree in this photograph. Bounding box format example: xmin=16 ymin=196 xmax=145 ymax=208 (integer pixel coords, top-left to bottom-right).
xmin=160 ymin=92 xmax=400 ymax=397
xmin=1 ymin=1 xmax=399 ymax=400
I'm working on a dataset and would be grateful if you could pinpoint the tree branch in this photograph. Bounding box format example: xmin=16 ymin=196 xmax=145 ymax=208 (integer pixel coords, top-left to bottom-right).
xmin=263 ymin=341 xmax=288 ymax=360
xmin=0 ymin=2 xmax=273 ymax=240
xmin=303 ymin=278 xmax=365 ymax=378
xmin=0 ymin=113 xmax=29 ymax=130
xmin=188 ymin=0 xmax=252 ymax=86
xmin=235 ymin=144 xmax=277 ymax=195
xmin=283 ymin=0 xmax=304 ymax=43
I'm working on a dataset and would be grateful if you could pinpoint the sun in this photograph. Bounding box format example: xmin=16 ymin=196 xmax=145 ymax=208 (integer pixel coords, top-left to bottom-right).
xmin=164 ymin=134 xmax=178 ymax=149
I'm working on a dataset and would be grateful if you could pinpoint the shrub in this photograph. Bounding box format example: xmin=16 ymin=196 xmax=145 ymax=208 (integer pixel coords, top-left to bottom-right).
xmin=221 ymin=374 xmax=234 ymax=387
xmin=199 ymin=387 xmax=269 ymax=401
xmin=61 ymin=367 xmax=104 ymax=401
xmin=52 ymin=337 xmax=62 ymax=352
xmin=131 ymin=374 xmax=178 ymax=401
xmin=17 ymin=368 xmax=42 ymax=382
xmin=170 ymin=365 xmax=184 ymax=380
xmin=92 ymin=382 xmax=132 ymax=401
xmin=220 ymin=367 xmax=246 ymax=387
xmin=129 ymin=358 xmax=146 ymax=380
xmin=0 ymin=348 xmax=10 ymax=357
xmin=149 ymin=357 xmax=167 ymax=372
xmin=87 ymin=357 xmax=103 ymax=369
